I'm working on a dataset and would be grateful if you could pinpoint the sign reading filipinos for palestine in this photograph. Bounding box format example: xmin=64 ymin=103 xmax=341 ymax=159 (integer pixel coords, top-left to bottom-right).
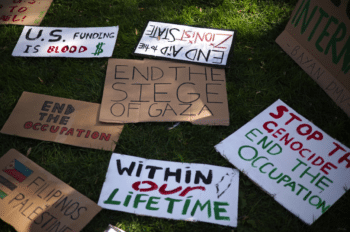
xmin=98 ymin=153 xmax=239 ymax=227
xmin=215 ymin=99 xmax=350 ymax=225
xmin=12 ymin=26 xmax=118 ymax=57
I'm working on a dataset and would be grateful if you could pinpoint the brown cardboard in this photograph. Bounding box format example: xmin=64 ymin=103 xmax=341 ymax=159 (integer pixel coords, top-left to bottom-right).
xmin=1 ymin=92 xmax=123 ymax=151
xmin=0 ymin=0 xmax=52 ymax=25
xmin=0 ymin=149 xmax=102 ymax=232
xmin=276 ymin=0 xmax=350 ymax=116
xmin=99 ymin=59 xmax=230 ymax=125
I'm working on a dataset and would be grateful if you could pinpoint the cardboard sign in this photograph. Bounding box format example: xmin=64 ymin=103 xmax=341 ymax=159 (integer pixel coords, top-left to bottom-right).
xmin=215 ymin=99 xmax=350 ymax=225
xmin=0 ymin=149 xmax=102 ymax=232
xmin=134 ymin=21 xmax=235 ymax=67
xmin=276 ymin=0 xmax=350 ymax=116
xmin=98 ymin=153 xmax=239 ymax=227
xmin=99 ymin=59 xmax=230 ymax=125
xmin=12 ymin=26 xmax=119 ymax=57
xmin=1 ymin=92 xmax=123 ymax=151
xmin=0 ymin=0 xmax=52 ymax=25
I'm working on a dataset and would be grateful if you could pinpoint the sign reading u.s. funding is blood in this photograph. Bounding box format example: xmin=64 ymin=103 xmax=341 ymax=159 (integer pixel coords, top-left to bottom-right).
xmin=134 ymin=21 xmax=235 ymax=67
xmin=12 ymin=26 xmax=118 ymax=57
xmin=215 ymin=99 xmax=350 ymax=225
xmin=98 ymin=153 xmax=239 ymax=227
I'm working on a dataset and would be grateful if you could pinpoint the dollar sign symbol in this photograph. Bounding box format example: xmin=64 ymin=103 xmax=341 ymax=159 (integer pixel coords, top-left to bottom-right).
xmin=92 ymin=42 xmax=105 ymax=56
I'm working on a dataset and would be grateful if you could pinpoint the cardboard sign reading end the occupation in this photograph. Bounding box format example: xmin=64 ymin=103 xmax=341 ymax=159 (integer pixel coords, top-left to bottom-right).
xmin=276 ymin=0 xmax=350 ymax=116
xmin=0 ymin=149 xmax=102 ymax=232
xmin=0 ymin=0 xmax=52 ymax=25
xmin=134 ymin=21 xmax=235 ymax=67
xmin=215 ymin=99 xmax=350 ymax=225
xmin=1 ymin=92 xmax=123 ymax=151
xmin=99 ymin=59 xmax=230 ymax=126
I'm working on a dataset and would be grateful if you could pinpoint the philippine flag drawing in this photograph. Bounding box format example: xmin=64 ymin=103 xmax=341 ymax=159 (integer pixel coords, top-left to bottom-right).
xmin=3 ymin=159 xmax=33 ymax=183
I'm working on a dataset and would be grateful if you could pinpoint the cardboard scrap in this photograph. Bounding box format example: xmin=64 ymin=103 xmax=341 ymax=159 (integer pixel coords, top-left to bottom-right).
xmin=98 ymin=153 xmax=239 ymax=227
xmin=1 ymin=92 xmax=123 ymax=151
xmin=134 ymin=21 xmax=235 ymax=67
xmin=215 ymin=99 xmax=350 ymax=225
xmin=99 ymin=59 xmax=230 ymax=126
xmin=0 ymin=0 xmax=52 ymax=25
xmin=12 ymin=26 xmax=119 ymax=57
xmin=276 ymin=0 xmax=350 ymax=116
xmin=0 ymin=149 xmax=102 ymax=232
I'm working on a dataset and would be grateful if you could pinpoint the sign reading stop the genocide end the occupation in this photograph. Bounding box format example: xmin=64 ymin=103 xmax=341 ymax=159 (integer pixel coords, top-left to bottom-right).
xmin=1 ymin=92 xmax=123 ymax=151
xmin=99 ymin=59 xmax=230 ymax=125
xmin=0 ymin=0 xmax=52 ymax=25
xmin=134 ymin=21 xmax=235 ymax=67
xmin=12 ymin=26 xmax=118 ymax=57
xmin=215 ymin=99 xmax=350 ymax=225
xmin=98 ymin=153 xmax=239 ymax=227
xmin=0 ymin=149 xmax=102 ymax=232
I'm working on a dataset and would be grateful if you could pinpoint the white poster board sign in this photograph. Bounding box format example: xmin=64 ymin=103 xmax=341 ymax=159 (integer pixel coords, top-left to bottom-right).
xmin=215 ymin=99 xmax=350 ymax=225
xmin=12 ymin=26 xmax=118 ymax=57
xmin=134 ymin=21 xmax=235 ymax=67
xmin=98 ymin=153 xmax=239 ymax=227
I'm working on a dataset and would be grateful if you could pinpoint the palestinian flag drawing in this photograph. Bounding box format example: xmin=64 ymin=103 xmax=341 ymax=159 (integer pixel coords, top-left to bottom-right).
xmin=3 ymin=159 xmax=33 ymax=183
xmin=0 ymin=175 xmax=18 ymax=200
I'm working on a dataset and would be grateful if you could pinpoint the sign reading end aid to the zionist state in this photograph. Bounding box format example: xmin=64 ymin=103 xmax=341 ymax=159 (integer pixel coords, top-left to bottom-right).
xmin=134 ymin=21 xmax=235 ymax=67
xmin=276 ymin=0 xmax=350 ymax=116
xmin=1 ymin=92 xmax=123 ymax=151
xmin=0 ymin=0 xmax=52 ymax=25
xmin=12 ymin=26 xmax=118 ymax=57
xmin=99 ymin=59 xmax=230 ymax=125
xmin=0 ymin=149 xmax=102 ymax=232
xmin=215 ymin=99 xmax=350 ymax=225
xmin=98 ymin=153 xmax=239 ymax=227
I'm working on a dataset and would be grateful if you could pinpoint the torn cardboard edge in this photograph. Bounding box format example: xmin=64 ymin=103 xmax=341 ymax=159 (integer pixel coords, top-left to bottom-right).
xmin=276 ymin=30 xmax=350 ymax=117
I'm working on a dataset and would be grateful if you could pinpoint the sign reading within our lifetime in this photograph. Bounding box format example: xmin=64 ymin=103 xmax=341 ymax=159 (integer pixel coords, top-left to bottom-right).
xmin=0 ymin=149 xmax=102 ymax=232
xmin=12 ymin=26 xmax=119 ymax=57
xmin=0 ymin=92 xmax=124 ymax=151
xmin=0 ymin=0 xmax=53 ymax=25
xmin=215 ymin=99 xmax=350 ymax=225
xmin=134 ymin=21 xmax=235 ymax=67
xmin=98 ymin=153 xmax=239 ymax=227
xmin=99 ymin=59 xmax=230 ymax=125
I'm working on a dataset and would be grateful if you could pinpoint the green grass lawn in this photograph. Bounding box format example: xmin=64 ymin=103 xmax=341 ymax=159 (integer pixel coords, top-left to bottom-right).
xmin=1 ymin=0 xmax=350 ymax=231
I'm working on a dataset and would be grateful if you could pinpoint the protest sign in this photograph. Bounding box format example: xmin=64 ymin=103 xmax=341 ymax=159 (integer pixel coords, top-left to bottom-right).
xmin=99 ymin=59 xmax=230 ymax=125
xmin=276 ymin=0 xmax=350 ymax=116
xmin=1 ymin=92 xmax=123 ymax=151
xmin=0 ymin=149 xmax=102 ymax=232
xmin=0 ymin=0 xmax=52 ymax=25
xmin=12 ymin=26 xmax=118 ymax=57
xmin=215 ymin=99 xmax=350 ymax=225
xmin=98 ymin=153 xmax=239 ymax=227
xmin=134 ymin=21 xmax=235 ymax=67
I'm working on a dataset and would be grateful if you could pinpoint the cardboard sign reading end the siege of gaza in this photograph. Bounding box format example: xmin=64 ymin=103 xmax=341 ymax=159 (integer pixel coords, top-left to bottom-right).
xmin=0 ymin=149 xmax=102 ymax=232
xmin=276 ymin=0 xmax=350 ymax=116
xmin=99 ymin=59 xmax=230 ymax=126
xmin=1 ymin=92 xmax=123 ymax=151
xmin=0 ymin=0 xmax=52 ymax=25
xmin=12 ymin=26 xmax=119 ymax=57
xmin=134 ymin=21 xmax=235 ymax=67
xmin=98 ymin=153 xmax=239 ymax=227
xmin=215 ymin=99 xmax=350 ymax=225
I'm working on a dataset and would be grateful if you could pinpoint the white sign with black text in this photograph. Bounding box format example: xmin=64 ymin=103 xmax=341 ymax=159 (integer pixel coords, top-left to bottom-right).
xmin=134 ymin=21 xmax=235 ymax=67
xmin=12 ymin=26 xmax=119 ymax=58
